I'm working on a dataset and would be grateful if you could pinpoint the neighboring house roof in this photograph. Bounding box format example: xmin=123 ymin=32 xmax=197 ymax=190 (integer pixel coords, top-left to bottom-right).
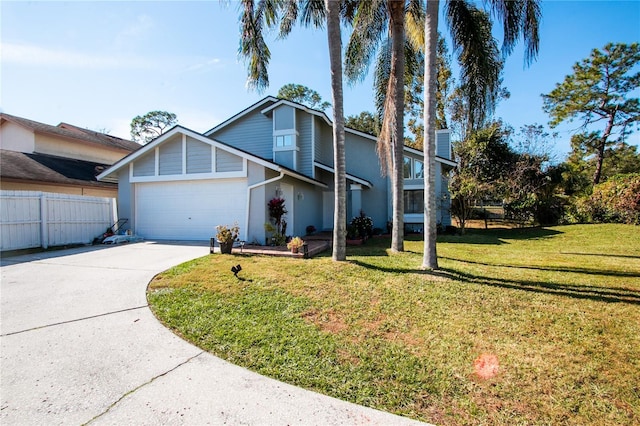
xmin=97 ymin=125 xmax=328 ymax=188
xmin=0 ymin=149 xmax=116 ymax=188
xmin=0 ymin=113 xmax=141 ymax=152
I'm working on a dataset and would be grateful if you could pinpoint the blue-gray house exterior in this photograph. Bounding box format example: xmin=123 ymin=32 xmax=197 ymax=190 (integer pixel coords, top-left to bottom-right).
xmin=98 ymin=97 xmax=455 ymax=243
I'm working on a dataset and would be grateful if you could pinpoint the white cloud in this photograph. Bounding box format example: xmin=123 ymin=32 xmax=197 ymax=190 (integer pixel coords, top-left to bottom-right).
xmin=183 ymin=58 xmax=224 ymax=73
xmin=114 ymin=14 xmax=154 ymax=49
xmin=1 ymin=42 xmax=153 ymax=69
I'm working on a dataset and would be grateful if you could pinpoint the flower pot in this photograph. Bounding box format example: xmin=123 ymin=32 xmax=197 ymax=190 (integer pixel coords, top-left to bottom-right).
xmin=219 ymin=241 xmax=233 ymax=254
xmin=291 ymin=247 xmax=299 ymax=254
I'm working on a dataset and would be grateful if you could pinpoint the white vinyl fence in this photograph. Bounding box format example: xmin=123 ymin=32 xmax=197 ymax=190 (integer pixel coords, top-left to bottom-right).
xmin=0 ymin=191 xmax=117 ymax=251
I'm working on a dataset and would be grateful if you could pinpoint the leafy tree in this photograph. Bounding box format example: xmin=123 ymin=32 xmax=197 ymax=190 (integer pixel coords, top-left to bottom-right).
xmin=130 ymin=111 xmax=177 ymax=144
xmin=449 ymin=123 xmax=516 ymax=232
xmin=542 ymin=42 xmax=640 ymax=185
xmin=422 ymin=0 xmax=541 ymax=268
xmin=238 ymin=0 xmax=347 ymax=261
xmin=277 ymin=83 xmax=331 ymax=111
xmin=345 ymin=111 xmax=381 ymax=135
xmin=565 ymin=131 xmax=640 ymax=195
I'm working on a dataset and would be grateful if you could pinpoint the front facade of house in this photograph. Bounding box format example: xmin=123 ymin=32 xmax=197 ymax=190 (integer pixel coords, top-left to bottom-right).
xmin=98 ymin=97 xmax=455 ymax=242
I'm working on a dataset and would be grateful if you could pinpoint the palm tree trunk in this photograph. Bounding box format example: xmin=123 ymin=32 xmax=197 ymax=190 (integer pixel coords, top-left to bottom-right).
xmin=422 ymin=0 xmax=440 ymax=269
xmin=389 ymin=0 xmax=405 ymax=253
xmin=326 ymin=0 xmax=346 ymax=261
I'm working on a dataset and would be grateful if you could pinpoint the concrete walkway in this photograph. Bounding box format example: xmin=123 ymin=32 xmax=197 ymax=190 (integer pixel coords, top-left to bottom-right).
xmin=1 ymin=242 xmax=427 ymax=425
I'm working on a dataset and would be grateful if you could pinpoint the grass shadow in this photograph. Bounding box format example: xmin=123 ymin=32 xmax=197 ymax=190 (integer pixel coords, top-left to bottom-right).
xmin=440 ymin=256 xmax=640 ymax=279
xmin=438 ymin=227 xmax=564 ymax=245
xmin=350 ymin=259 xmax=640 ymax=306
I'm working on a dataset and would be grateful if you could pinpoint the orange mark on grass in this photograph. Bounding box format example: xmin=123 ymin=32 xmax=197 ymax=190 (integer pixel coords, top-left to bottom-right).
xmin=474 ymin=353 xmax=499 ymax=379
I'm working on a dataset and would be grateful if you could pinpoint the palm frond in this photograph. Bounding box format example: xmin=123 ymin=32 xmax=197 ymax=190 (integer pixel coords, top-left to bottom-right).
xmin=344 ymin=0 xmax=388 ymax=83
xmin=487 ymin=0 xmax=541 ymax=64
xmin=446 ymin=0 xmax=502 ymax=130
xmin=238 ymin=0 xmax=273 ymax=92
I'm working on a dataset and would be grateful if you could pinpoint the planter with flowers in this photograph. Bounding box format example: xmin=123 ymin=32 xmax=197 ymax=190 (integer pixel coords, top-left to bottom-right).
xmin=216 ymin=222 xmax=239 ymax=254
xmin=287 ymin=236 xmax=305 ymax=253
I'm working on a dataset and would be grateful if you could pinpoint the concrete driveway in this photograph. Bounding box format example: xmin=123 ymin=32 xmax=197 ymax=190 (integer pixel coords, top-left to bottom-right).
xmin=1 ymin=242 xmax=425 ymax=425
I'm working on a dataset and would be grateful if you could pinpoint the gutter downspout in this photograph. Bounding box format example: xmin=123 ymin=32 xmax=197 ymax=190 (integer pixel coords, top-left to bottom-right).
xmin=245 ymin=172 xmax=285 ymax=242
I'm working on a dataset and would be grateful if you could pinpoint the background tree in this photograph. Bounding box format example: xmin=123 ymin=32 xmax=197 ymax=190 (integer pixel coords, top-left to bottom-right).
xmin=542 ymin=42 xmax=640 ymax=185
xmin=422 ymin=0 xmax=540 ymax=269
xmin=277 ymin=83 xmax=331 ymax=111
xmin=130 ymin=111 xmax=177 ymax=144
xmin=345 ymin=111 xmax=381 ymax=135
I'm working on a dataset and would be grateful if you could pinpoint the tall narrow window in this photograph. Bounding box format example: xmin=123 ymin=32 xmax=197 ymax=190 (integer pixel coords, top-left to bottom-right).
xmin=403 ymin=157 xmax=412 ymax=179
xmin=414 ymin=160 xmax=424 ymax=179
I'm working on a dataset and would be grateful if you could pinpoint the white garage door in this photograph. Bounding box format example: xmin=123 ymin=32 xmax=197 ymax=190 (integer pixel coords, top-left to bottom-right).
xmin=136 ymin=179 xmax=247 ymax=240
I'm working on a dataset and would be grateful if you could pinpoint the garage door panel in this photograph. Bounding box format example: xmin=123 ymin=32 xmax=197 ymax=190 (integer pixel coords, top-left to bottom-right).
xmin=136 ymin=180 xmax=246 ymax=240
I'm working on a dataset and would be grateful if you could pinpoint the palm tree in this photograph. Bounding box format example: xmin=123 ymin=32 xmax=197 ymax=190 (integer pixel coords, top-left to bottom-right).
xmin=345 ymin=0 xmax=424 ymax=253
xmin=238 ymin=0 xmax=347 ymax=260
xmin=422 ymin=0 xmax=541 ymax=270
xmin=325 ymin=0 xmax=347 ymax=261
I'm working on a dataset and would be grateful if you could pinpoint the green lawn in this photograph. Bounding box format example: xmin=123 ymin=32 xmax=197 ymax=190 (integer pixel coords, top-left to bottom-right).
xmin=148 ymin=224 xmax=640 ymax=425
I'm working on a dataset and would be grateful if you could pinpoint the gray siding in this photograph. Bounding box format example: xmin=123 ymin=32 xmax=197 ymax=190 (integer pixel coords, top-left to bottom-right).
xmin=208 ymin=108 xmax=273 ymax=160
xmin=186 ymin=137 xmax=212 ymax=174
xmin=297 ymin=111 xmax=313 ymax=175
xmin=216 ymin=148 xmax=243 ymax=172
xmin=117 ymin=168 xmax=133 ymax=230
xmin=274 ymin=150 xmax=294 ymax=170
xmin=159 ymin=136 xmax=182 ymax=175
xmin=132 ymin=152 xmax=155 ymax=177
xmin=436 ymin=130 xmax=451 ymax=159
xmin=315 ymin=121 xmax=333 ymax=165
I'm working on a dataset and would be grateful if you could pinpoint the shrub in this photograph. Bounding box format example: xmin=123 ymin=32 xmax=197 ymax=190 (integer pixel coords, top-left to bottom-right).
xmin=574 ymin=173 xmax=640 ymax=224
xmin=350 ymin=211 xmax=373 ymax=238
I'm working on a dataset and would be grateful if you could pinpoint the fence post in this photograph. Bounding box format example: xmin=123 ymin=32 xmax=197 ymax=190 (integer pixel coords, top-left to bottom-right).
xmin=40 ymin=193 xmax=49 ymax=249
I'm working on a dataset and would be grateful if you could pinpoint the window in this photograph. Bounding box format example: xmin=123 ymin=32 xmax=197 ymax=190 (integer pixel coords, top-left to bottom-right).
xmin=275 ymin=134 xmax=293 ymax=147
xmin=414 ymin=160 xmax=424 ymax=179
xmin=404 ymin=190 xmax=424 ymax=214
xmin=403 ymin=157 xmax=412 ymax=179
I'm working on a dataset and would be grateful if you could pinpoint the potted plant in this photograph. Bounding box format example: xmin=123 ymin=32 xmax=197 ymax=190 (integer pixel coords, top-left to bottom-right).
xmin=287 ymin=236 xmax=304 ymax=253
xmin=216 ymin=222 xmax=239 ymax=254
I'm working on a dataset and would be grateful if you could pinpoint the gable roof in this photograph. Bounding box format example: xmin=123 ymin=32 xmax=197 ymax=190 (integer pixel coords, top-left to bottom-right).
xmin=0 ymin=149 xmax=116 ymax=188
xmin=97 ymin=125 xmax=327 ymax=188
xmin=0 ymin=113 xmax=141 ymax=152
xmin=204 ymin=97 xmax=456 ymax=166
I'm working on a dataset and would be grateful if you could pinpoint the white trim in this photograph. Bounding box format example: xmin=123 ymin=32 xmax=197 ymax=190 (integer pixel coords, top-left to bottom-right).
xmin=204 ymin=97 xmax=278 ymax=136
xmin=181 ymin=134 xmax=187 ymax=175
xmin=314 ymin=162 xmax=372 ymax=188
xmin=130 ymin=170 xmax=247 ymax=183
xmin=245 ymin=173 xmax=285 ymax=242
xmin=311 ymin=116 xmax=316 ymax=179
xmin=154 ymin=147 xmax=159 ymax=176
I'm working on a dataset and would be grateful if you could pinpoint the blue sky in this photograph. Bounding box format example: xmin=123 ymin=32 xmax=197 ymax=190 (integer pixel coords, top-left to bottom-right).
xmin=2 ymin=1 xmax=639 ymax=159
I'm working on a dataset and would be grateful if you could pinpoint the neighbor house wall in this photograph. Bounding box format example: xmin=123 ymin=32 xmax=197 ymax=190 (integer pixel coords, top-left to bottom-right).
xmin=34 ymin=133 xmax=127 ymax=164
xmin=0 ymin=121 xmax=36 ymax=153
